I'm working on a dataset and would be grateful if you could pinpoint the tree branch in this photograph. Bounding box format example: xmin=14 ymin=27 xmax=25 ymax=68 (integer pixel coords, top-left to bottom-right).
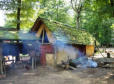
xmin=74 ymin=0 xmax=78 ymax=11
xmin=71 ymin=0 xmax=75 ymax=11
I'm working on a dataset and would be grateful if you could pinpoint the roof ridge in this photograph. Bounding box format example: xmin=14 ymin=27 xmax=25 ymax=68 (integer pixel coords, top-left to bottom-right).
xmin=38 ymin=17 xmax=86 ymax=32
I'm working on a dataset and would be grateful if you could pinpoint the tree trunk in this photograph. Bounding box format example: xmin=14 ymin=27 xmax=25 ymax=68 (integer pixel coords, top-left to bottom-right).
xmin=56 ymin=0 xmax=60 ymax=21
xmin=57 ymin=4 xmax=59 ymax=21
xmin=76 ymin=12 xmax=80 ymax=29
xmin=16 ymin=0 xmax=21 ymax=61
xmin=43 ymin=0 xmax=46 ymax=7
xmin=110 ymin=0 xmax=114 ymax=17
xmin=17 ymin=0 xmax=21 ymax=31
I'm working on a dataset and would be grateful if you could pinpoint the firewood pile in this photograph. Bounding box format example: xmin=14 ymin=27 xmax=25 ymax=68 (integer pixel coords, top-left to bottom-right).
xmin=95 ymin=57 xmax=114 ymax=68
xmin=58 ymin=56 xmax=114 ymax=70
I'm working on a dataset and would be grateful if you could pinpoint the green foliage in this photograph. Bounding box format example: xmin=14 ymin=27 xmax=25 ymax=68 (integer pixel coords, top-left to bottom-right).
xmin=2 ymin=0 xmax=41 ymax=30
xmin=39 ymin=0 xmax=71 ymax=24
xmin=0 ymin=0 xmax=113 ymax=45
xmin=80 ymin=0 xmax=114 ymax=46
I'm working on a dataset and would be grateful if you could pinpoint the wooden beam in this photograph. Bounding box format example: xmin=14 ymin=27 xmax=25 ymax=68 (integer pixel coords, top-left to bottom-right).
xmin=42 ymin=29 xmax=44 ymax=44
xmin=36 ymin=24 xmax=44 ymax=37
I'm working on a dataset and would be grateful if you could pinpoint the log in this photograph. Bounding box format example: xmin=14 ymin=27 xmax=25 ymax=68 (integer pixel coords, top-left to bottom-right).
xmin=69 ymin=66 xmax=77 ymax=70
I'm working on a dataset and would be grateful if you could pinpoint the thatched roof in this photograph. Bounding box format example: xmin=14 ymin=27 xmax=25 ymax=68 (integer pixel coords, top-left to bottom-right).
xmin=0 ymin=30 xmax=37 ymax=41
xmin=0 ymin=17 xmax=95 ymax=45
xmin=31 ymin=17 xmax=95 ymax=45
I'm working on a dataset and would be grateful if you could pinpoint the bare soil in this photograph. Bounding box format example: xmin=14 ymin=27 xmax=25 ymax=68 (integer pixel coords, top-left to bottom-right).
xmin=0 ymin=65 xmax=114 ymax=84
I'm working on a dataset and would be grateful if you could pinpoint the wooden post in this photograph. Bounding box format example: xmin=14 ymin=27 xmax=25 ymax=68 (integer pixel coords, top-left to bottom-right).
xmin=0 ymin=43 xmax=3 ymax=75
xmin=42 ymin=29 xmax=45 ymax=44
xmin=32 ymin=57 xmax=34 ymax=69
xmin=54 ymin=46 xmax=57 ymax=67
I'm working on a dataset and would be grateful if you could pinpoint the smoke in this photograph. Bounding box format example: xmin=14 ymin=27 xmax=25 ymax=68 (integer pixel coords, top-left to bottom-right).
xmin=18 ymin=30 xmax=41 ymax=59
xmin=53 ymin=32 xmax=97 ymax=68
xmin=54 ymin=40 xmax=78 ymax=59
xmin=19 ymin=30 xmax=38 ymax=41
xmin=72 ymin=51 xmax=97 ymax=68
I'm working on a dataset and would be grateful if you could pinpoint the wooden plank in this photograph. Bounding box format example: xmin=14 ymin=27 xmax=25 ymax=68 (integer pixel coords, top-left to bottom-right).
xmin=36 ymin=24 xmax=44 ymax=37
xmin=42 ymin=29 xmax=44 ymax=44
xmin=86 ymin=45 xmax=94 ymax=56
xmin=46 ymin=54 xmax=55 ymax=66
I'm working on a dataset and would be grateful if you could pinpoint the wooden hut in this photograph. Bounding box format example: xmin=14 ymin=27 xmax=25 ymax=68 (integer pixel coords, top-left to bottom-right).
xmin=0 ymin=17 xmax=96 ymax=67
xmin=31 ymin=17 xmax=95 ymax=66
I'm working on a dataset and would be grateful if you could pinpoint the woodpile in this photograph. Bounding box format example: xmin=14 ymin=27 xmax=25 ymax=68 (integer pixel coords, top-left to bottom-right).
xmin=95 ymin=58 xmax=114 ymax=68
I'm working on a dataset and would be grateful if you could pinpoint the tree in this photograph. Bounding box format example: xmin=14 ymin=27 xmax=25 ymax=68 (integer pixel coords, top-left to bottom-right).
xmin=81 ymin=0 xmax=114 ymax=46
xmin=1 ymin=0 xmax=41 ymax=30
xmin=0 ymin=0 xmax=113 ymax=46
xmin=0 ymin=0 xmax=17 ymax=10
xmin=70 ymin=0 xmax=85 ymax=29
xmin=1 ymin=0 xmax=71 ymax=29
xmin=39 ymin=0 xmax=71 ymax=24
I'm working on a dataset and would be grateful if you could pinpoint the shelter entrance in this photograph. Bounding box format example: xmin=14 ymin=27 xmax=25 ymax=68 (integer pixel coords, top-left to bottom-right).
xmin=38 ymin=28 xmax=55 ymax=65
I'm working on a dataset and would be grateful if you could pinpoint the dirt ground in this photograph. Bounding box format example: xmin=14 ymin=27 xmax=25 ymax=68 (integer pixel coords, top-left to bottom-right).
xmin=0 ymin=48 xmax=114 ymax=84
xmin=0 ymin=65 xmax=114 ymax=84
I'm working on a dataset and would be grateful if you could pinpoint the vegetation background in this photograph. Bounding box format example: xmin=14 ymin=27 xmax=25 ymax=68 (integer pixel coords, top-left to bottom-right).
xmin=0 ymin=0 xmax=114 ymax=46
